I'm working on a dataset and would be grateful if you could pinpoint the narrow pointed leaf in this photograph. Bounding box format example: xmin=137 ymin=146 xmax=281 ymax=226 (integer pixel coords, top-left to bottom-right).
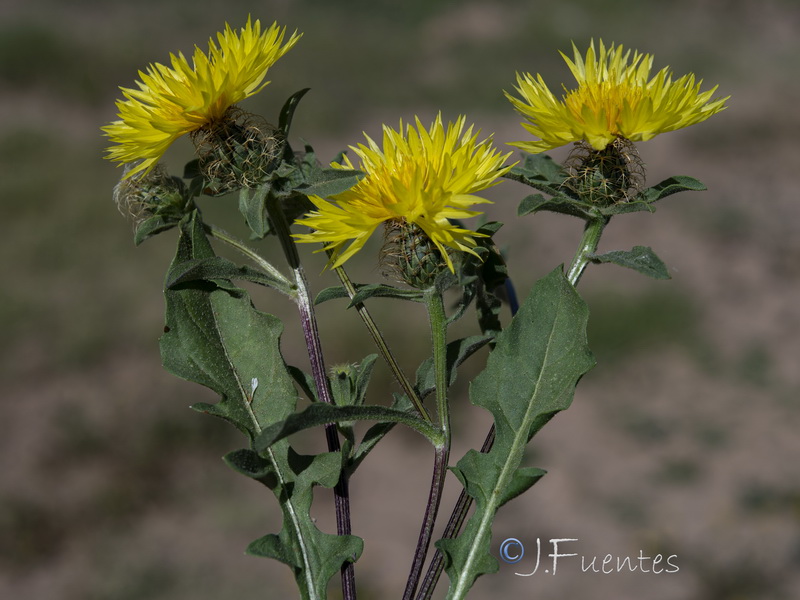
xmin=296 ymin=168 xmax=365 ymax=198
xmin=166 ymin=255 xmax=294 ymax=296
xmin=348 ymin=393 xmax=416 ymax=473
xmin=279 ymin=88 xmax=311 ymax=138
xmin=254 ymin=403 xmax=444 ymax=451
xmin=517 ymin=193 xmax=596 ymax=219
xmin=589 ymin=246 xmax=671 ymax=279
xmin=601 ymin=176 xmax=706 ymax=216
xmin=315 ymin=283 xmax=424 ymax=306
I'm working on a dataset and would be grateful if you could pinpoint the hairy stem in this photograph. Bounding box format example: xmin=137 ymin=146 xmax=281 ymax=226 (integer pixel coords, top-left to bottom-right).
xmin=332 ymin=262 xmax=430 ymax=422
xmin=265 ymin=192 xmax=356 ymax=600
xmin=416 ymin=428 xmax=494 ymax=600
xmin=205 ymin=223 xmax=294 ymax=292
xmin=403 ymin=288 xmax=450 ymax=600
xmin=418 ymin=216 xmax=608 ymax=599
xmin=565 ymin=216 xmax=609 ymax=287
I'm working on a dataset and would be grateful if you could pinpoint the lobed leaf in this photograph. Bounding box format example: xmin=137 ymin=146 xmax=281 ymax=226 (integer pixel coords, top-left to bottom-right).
xmin=244 ymin=447 xmax=364 ymax=600
xmin=160 ymin=212 xmax=360 ymax=599
xmin=439 ymin=268 xmax=595 ymax=599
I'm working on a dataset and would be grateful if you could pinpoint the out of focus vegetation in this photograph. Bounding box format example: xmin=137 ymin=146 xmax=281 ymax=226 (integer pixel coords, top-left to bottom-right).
xmin=2 ymin=1 xmax=798 ymax=599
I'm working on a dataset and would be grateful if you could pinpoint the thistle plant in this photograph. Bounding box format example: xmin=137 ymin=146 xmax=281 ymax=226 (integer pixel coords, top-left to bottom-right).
xmin=104 ymin=21 xmax=727 ymax=600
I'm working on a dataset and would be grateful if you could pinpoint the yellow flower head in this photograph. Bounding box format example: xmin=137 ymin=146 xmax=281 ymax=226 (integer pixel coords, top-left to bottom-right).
xmin=506 ymin=40 xmax=728 ymax=153
xmin=294 ymin=114 xmax=512 ymax=272
xmin=103 ymin=18 xmax=301 ymax=178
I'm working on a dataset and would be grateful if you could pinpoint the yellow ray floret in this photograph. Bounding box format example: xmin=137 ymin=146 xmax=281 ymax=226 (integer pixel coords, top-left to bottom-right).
xmin=506 ymin=40 xmax=728 ymax=153
xmin=294 ymin=114 xmax=513 ymax=271
xmin=103 ymin=18 xmax=301 ymax=178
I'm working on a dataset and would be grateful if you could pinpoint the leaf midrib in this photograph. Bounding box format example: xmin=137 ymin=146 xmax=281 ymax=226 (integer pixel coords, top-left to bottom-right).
xmin=449 ymin=296 xmax=562 ymax=600
xmin=212 ymin=301 xmax=320 ymax=600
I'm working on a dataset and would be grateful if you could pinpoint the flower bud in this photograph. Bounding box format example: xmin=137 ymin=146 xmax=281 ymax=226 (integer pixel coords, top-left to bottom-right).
xmin=330 ymin=363 xmax=359 ymax=407
xmin=563 ymin=137 xmax=645 ymax=205
xmin=113 ymin=163 xmax=190 ymax=226
xmin=380 ymin=219 xmax=448 ymax=289
xmin=190 ymin=106 xmax=284 ymax=195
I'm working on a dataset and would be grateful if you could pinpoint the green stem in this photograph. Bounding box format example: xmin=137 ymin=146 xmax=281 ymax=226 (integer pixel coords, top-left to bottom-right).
xmin=205 ymin=223 xmax=294 ymax=292
xmin=416 ymin=427 xmax=495 ymax=600
xmin=202 ymin=221 xmax=324 ymax=600
xmin=332 ymin=262 xmax=431 ymax=422
xmin=403 ymin=288 xmax=450 ymax=600
xmin=565 ymin=216 xmax=609 ymax=287
xmin=265 ymin=192 xmax=357 ymax=600
xmin=417 ymin=216 xmax=611 ymax=599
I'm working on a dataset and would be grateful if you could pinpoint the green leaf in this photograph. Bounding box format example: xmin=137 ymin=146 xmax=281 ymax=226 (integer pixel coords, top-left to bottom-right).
xmin=441 ymin=222 xmax=509 ymax=336
xmin=296 ymin=168 xmax=365 ymax=198
xmin=348 ymin=393 xmax=415 ymax=473
xmin=589 ymin=246 xmax=671 ymax=280
xmin=504 ymin=153 xmax=570 ymax=197
xmin=439 ymin=268 xmax=595 ymax=599
xmin=600 ymin=176 xmax=706 ymax=216
xmin=508 ymin=153 xmax=602 ymax=219
xmin=415 ymin=335 xmax=493 ymax=400
xmin=329 ymin=355 xmax=378 ymax=408
xmin=238 ymin=185 xmax=271 ymax=239
xmin=288 ymin=365 xmax=317 ymax=402
xmin=223 ymin=447 xmax=274 ymax=480
xmin=160 ymin=212 xmax=359 ymax=599
xmin=279 ymin=88 xmax=311 ymax=139
xmin=328 ymin=355 xmax=379 ymax=448
xmin=160 ymin=213 xmax=297 ymax=437
xmin=351 ymin=284 xmax=425 ymax=305
xmin=516 ymin=193 xmax=548 ymax=216
xmin=183 ymin=158 xmax=202 ymax=180
xmin=245 ymin=448 xmax=364 ymax=600
xmin=165 ymin=256 xmax=295 ymax=296
xmin=133 ymin=215 xmax=178 ymax=245
xmin=254 ymin=403 xmax=444 ymax=451
xmin=475 ymin=220 xmax=503 ymax=237
xmin=314 ymin=285 xmax=350 ymax=305
xmin=640 ymin=175 xmax=706 ymax=202
xmin=315 ymin=283 xmax=424 ymax=306
xmin=517 ymin=193 xmax=596 ymax=219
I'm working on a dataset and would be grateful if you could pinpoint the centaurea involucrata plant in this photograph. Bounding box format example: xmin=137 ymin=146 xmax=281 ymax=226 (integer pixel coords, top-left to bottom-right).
xmin=104 ymin=21 xmax=727 ymax=600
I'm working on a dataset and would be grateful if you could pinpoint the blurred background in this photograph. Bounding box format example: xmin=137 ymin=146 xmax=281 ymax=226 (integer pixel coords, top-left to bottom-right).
xmin=2 ymin=0 xmax=798 ymax=598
